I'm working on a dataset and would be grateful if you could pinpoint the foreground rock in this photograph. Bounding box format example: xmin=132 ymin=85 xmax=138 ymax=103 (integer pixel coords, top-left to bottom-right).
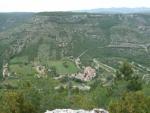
xmin=45 ymin=109 xmax=109 ymax=113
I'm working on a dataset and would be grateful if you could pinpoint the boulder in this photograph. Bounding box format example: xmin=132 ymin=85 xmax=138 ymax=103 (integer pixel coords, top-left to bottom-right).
xmin=45 ymin=109 xmax=109 ymax=113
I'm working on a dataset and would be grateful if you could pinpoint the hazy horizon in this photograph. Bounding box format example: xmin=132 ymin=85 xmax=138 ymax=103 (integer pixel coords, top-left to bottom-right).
xmin=0 ymin=0 xmax=150 ymax=12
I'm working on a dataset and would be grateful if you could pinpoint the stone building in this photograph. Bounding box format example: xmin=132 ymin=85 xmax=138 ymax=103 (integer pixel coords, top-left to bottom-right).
xmin=83 ymin=66 xmax=96 ymax=81
xmin=35 ymin=65 xmax=47 ymax=78
xmin=72 ymin=66 xmax=96 ymax=81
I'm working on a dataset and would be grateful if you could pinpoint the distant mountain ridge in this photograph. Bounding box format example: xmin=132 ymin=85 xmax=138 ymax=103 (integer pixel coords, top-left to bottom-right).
xmin=79 ymin=8 xmax=150 ymax=14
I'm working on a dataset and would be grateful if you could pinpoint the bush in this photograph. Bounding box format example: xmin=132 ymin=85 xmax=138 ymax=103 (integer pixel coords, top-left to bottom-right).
xmin=127 ymin=77 xmax=142 ymax=91
xmin=109 ymin=92 xmax=150 ymax=113
xmin=0 ymin=91 xmax=39 ymax=113
xmin=119 ymin=61 xmax=133 ymax=81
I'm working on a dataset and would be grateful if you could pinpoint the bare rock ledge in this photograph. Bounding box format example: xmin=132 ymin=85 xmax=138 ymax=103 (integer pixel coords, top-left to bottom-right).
xmin=45 ymin=109 xmax=109 ymax=113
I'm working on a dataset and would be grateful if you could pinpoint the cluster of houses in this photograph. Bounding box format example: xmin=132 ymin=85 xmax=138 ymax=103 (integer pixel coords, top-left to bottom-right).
xmin=35 ymin=65 xmax=47 ymax=78
xmin=71 ymin=66 xmax=96 ymax=81
xmin=2 ymin=63 xmax=48 ymax=79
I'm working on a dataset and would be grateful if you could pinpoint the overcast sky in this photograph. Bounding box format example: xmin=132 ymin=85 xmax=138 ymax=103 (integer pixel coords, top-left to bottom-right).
xmin=0 ymin=0 xmax=150 ymax=12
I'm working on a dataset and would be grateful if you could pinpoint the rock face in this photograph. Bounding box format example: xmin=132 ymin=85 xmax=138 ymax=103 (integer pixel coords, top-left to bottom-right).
xmin=3 ymin=63 xmax=10 ymax=79
xmin=45 ymin=109 xmax=109 ymax=113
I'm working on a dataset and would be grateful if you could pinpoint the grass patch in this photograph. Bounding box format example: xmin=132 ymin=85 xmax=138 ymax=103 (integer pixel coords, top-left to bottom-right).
xmin=10 ymin=56 xmax=28 ymax=64
xmin=9 ymin=64 xmax=36 ymax=76
xmin=48 ymin=60 xmax=78 ymax=75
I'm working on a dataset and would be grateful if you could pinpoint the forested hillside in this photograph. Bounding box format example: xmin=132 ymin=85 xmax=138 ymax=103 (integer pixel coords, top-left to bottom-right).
xmin=0 ymin=12 xmax=149 ymax=113
xmin=1 ymin=13 xmax=150 ymax=66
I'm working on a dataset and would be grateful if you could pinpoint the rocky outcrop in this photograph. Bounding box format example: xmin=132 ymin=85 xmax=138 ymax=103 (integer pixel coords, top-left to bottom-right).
xmin=45 ymin=109 xmax=109 ymax=113
xmin=3 ymin=63 xmax=10 ymax=79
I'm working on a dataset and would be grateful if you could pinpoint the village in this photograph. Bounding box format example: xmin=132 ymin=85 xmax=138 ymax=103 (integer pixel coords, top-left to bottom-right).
xmin=2 ymin=57 xmax=97 ymax=90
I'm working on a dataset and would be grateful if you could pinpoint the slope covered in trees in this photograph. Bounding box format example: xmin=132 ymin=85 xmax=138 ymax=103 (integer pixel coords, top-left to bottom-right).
xmin=0 ymin=12 xmax=149 ymax=113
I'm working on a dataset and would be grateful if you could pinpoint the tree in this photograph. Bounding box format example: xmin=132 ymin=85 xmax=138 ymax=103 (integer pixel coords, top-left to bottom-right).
xmin=70 ymin=95 xmax=96 ymax=110
xmin=115 ymin=70 xmax=122 ymax=81
xmin=50 ymin=66 xmax=59 ymax=77
xmin=0 ymin=80 xmax=42 ymax=113
xmin=127 ymin=76 xmax=142 ymax=91
xmin=0 ymin=91 xmax=38 ymax=113
xmin=116 ymin=61 xmax=143 ymax=92
xmin=109 ymin=92 xmax=150 ymax=113
xmin=119 ymin=61 xmax=133 ymax=81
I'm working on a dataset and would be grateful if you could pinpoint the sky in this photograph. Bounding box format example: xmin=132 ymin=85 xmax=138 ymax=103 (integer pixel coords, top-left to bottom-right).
xmin=0 ymin=0 xmax=150 ymax=12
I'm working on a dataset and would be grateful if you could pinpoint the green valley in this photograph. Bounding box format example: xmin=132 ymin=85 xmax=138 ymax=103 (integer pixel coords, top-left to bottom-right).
xmin=0 ymin=12 xmax=149 ymax=113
